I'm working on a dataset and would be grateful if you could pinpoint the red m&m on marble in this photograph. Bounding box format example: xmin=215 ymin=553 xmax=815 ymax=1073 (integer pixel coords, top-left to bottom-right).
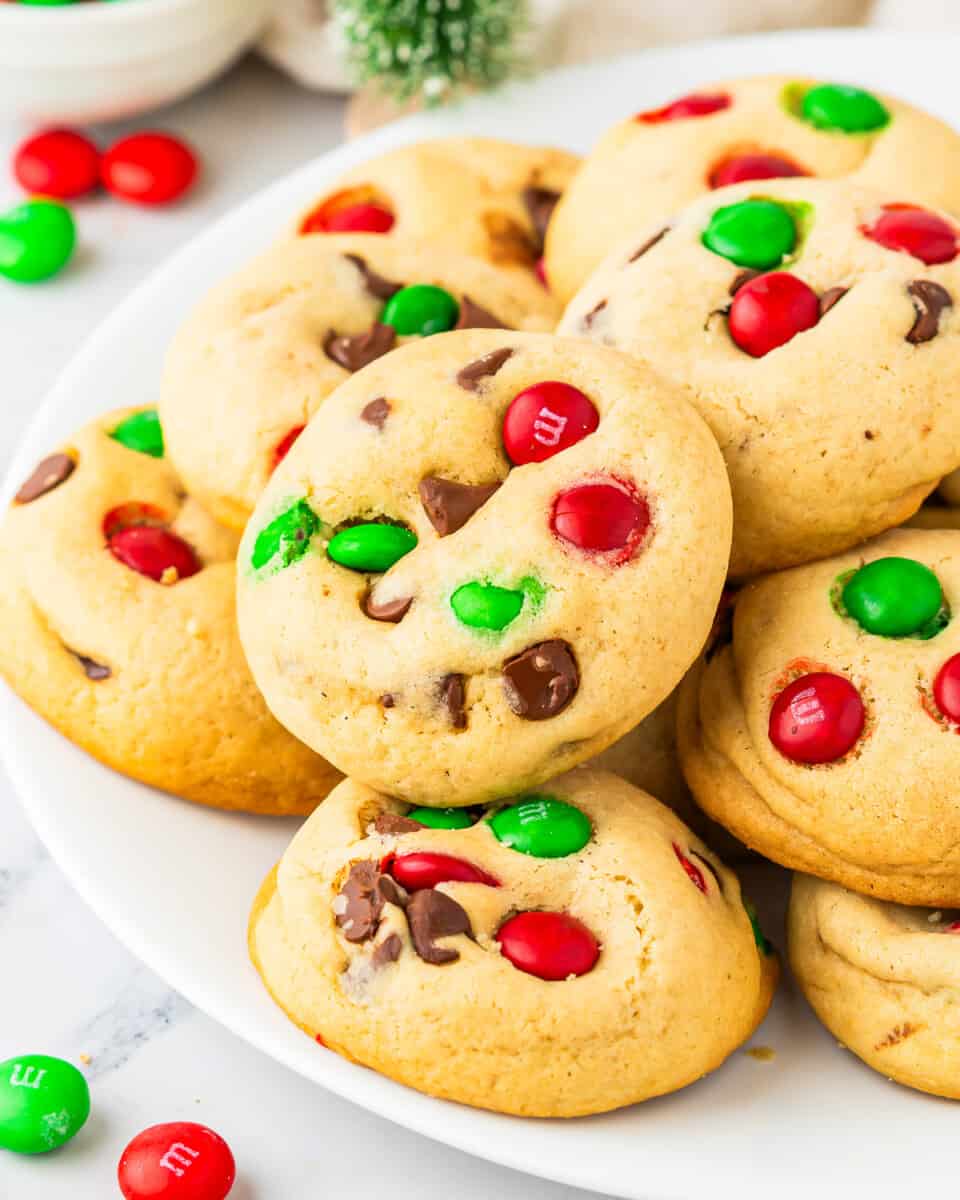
xmin=861 ymin=204 xmax=958 ymax=265
xmin=768 ymin=671 xmax=865 ymax=764
xmin=502 ymin=382 xmax=599 ymax=465
xmin=496 ymin=911 xmax=599 ymax=980
xmin=709 ymin=152 xmax=807 ymax=189
xmin=102 ymin=132 xmax=198 ymax=206
xmin=637 ymin=92 xmax=731 ymax=123
xmin=386 ymin=852 xmax=499 ymax=890
xmin=550 ymin=479 xmax=650 ymax=562
xmin=933 ymin=654 xmax=960 ymax=724
xmin=108 ymin=525 xmax=201 ymax=583
xmin=13 ymin=128 xmax=100 ymax=200
xmin=118 ymin=1121 xmax=235 ymax=1200
xmin=728 ymin=272 xmax=820 ymax=357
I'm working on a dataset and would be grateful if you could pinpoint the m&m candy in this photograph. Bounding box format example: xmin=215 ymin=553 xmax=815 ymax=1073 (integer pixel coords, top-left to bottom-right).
xmin=386 ymin=852 xmax=499 ymax=890
xmin=709 ymin=152 xmax=807 ymax=189
xmin=407 ymin=807 xmax=475 ymax=830
xmin=0 ymin=1054 xmax=90 ymax=1154
xmin=933 ymin=654 xmax=960 ymax=724
xmin=327 ymin=522 xmax=417 ymax=572
xmin=102 ymin=132 xmax=198 ymax=206
xmin=450 ymin=581 xmax=524 ymax=631
xmin=271 ymin=425 xmax=304 ymax=470
xmin=0 ymin=198 xmax=75 ymax=282
xmin=489 ymin=795 xmax=592 ymax=858
xmin=496 ymin=911 xmax=600 ymax=980
xmin=502 ymin=382 xmax=599 ymax=465
xmin=110 ymin=409 xmax=165 ymax=458
xmin=841 ymin=556 xmax=943 ymax=637
xmin=380 ymin=284 xmax=459 ymax=336
xmin=768 ymin=672 xmax=865 ymax=764
xmin=673 ymin=843 xmax=708 ymax=893
xmin=308 ymin=202 xmax=394 ymax=234
xmin=251 ymin=499 xmax=320 ymax=572
xmin=799 ymin=83 xmax=890 ymax=134
xmin=702 ymin=199 xmax=797 ymax=270
xmin=118 ymin=1122 xmax=235 ymax=1200
xmin=13 ymin=128 xmax=100 ymax=200
xmin=550 ymin=479 xmax=650 ymax=559
xmin=108 ymin=526 xmax=201 ymax=583
xmin=728 ymin=272 xmax=820 ymax=357
xmin=861 ymin=204 xmax=958 ymax=265
xmin=637 ymin=92 xmax=731 ymax=123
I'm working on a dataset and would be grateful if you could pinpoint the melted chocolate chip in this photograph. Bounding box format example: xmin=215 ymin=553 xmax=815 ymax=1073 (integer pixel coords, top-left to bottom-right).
xmin=380 ymin=693 xmax=396 ymax=709
xmin=582 ymin=299 xmax=607 ymax=329
xmin=439 ymin=673 xmax=467 ymax=730
xmin=373 ymin=812 xmax=424 ymax=836
xmin=522 ymin=186 xmax=561 ymax=250
xmin=455 ymin=296 xmax=508 ymax=331
xmin=361 ymin=397 xmax=390 ymax=428
xmin=363 ymin=591 xmax=413 ymax=623
xmin=729 ymin=269 xmax=760 ymax=296
xmin=344 ymin=254 xmax=403 ymax=300
xmin=372 ymin=932 xmax=403 ymax=967
xmin=72 ymin=651 xmax=111 ymax=681
xmin=377 ymin=875 xmax=409 ymax=909
xmin=819 ymin=286 xmax=848 ymax=317
xmin=15 ymin=453 xmax=75 ymax=504
xmin=407 ymin=888 xmax=472 ymax=965
xmin=324 ymin=323 xmax=396 ymax=372
xmin=502 ymin=640 xmax=579 ymax=721
xmin=628 ymin=227 xmax=668 ymax=263
xmin=419 ymin=476 xmax=500 ymax=536
xmin=907 ymin=280 xmax=953 ymax=345
xmin=336 ymin=861 xmax=384 ymax=943
xmin=455 ymin=347 xmax=514 ymax=392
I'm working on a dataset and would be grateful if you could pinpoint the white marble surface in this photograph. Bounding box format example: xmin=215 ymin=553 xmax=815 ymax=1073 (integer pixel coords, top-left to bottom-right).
xmin=0 ymin=57 xmax=607 ymax=1200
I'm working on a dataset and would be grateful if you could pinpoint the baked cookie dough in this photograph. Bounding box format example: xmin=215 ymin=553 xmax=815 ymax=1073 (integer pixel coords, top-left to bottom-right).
xmin=292 ymin=137 xmax=579 ymax=277
xmin=0 ymin=408 xmax=341 ymax=814
xmin=789 ymin=873 xmax=960 ymax=1099
xmin=547 ymin=75 xmax=960 ymax=303
xmin=561 ymin=177 xmax=960 ymax=577
xmin=678 ymin=528 xmax=960 ymax=905
xmin=237 ymin=329 xmax=732 ymax=806
xmin=249 ymin=768 xmax=777 ymax=1117
xmin=160 ymin=235 xmax=559 ymax=530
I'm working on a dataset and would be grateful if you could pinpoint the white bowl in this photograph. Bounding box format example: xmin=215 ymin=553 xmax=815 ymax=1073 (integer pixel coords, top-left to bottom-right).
xmin=0 ymin=0 xmax=272 ymax=125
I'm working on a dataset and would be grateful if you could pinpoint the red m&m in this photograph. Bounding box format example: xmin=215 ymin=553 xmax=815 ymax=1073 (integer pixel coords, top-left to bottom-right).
xmin=933 ymin=654 xmax=960 ymax=724
xmin=550 ymin=479 xmax=650 ymax=563
xmin=708 ymin=152 xmax=807 ymax=189
xmin=108 ymin=526 xmax=201 ymax=583
xmin=102 ymin=132 xmax=198 ymax=206
xmin=272 ymin=425 xmax=304 ymax=470
xmin=118 ymin=1122 xmax=235 ymax=1200
xmin=673 ymin=843 xmax=707 ymax=893
xmin=301 ymin=187 xmax=395 ymax=235
xmin=637 ymin=92 xmax=731 ymax=123
xmin=496 ymin=911 xmax=599 ymax=980
xmin=728 ymin=272 xmax=820 ymax=357
xmin=861 ymin=204 xmax=958 ymax=265
xmin=502 ymin=382 xmax=599 ymax=465
xmin=13 ymin=128 xmax=100 ymax=200
xmin=768 ymin=672 xmax=865 ymax=764
xmin=386 ymin=852 xmax=499 ymax=890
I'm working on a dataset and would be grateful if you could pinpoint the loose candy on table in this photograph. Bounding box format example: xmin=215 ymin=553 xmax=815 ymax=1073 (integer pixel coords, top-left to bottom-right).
xmin=798 ymin=83 xmax=890 ymax=133
xmin=701 ymin=199 xmax=797 ymax=270
xmin=709 ymin=152 xmax=807 ymax=189
xmin=636 ymin=92 xmax=731 ymax=123
xmin=727 ymin=271 xmax=820 ymax=357
xmin=0 ymin=198 xmax=75 ymax=282
xmin=327 ymin=522 xmax=417 ymax=573
xmin=109 ymin=408 xmax=165 ymax=458
xmin=0 ymin=1053 xmax=90 ymax=1155
xmin=550 ymin=480 xmax=650 ymax=559
xmin=488 ymin=795 xmax=592 ymax=858
xmin=502 ymin=381 xmax=599 ymax=465
xmin=13 ymin=128 xmax=100 ymax=199
xmin=841 ymin=556 xmax=944 ymax=637
xmin=108 ymin=525 xmax=201 ymax=583
xmin=380 ymin=284 xmax=459 ymax=336
xmin=768 ymin=671 xmax=865 ymax=764
xmin=118 ymin=1122 xmax=235 ymax=1200
xmin=496 ymin=911 xmax=600 ymax=980
xmin=102 ymin=132 xmax=198 ymax=206
xmin=861 ymin=204 xmax=958 ymax=265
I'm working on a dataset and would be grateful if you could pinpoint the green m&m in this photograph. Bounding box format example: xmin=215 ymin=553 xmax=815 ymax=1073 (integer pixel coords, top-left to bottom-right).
xmin=407 ymin=807 xmax=475 ymax=830
xmin=381 ymin=284 xmax=459 ymax=337
xmin=800 ymin=84 xmax=890 ymax=134
xmin=0 ymin=1054 xmax=90 ymax=1154
xmin=109 ymin=409 xmax=164 ymax=458
xmin=450 ymin=581 xmax=524 ymax=631
xmin=251 ymin=498 xmax=320 ymax=572
xmin=744 ymin=899 xmax=772 ymax=956
xmin=489 ymin=795 xmax=592 ymax=858
xmin=841 ymin=556 xmax=944 ymax=637
xmin=701 ymin=199 xmax=797 ymax=270
xmin=0 ymin=199 xmax=75 ymax=283
xmin=327 ymin=522 xmax=416 ymax=572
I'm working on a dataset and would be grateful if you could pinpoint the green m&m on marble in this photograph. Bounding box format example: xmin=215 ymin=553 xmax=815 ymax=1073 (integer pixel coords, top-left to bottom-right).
xmin=841 ymin=556 xmax=944 ymax=637
xmin=109 ymin=409 xmax=164 ymax=458
xmin=0 ymin=1054 xmax=90 ymax=1154
xmin=381 ymin=285 xmax=459 ymax=337
xmin=489 ymin=795 xmax=592 ymax=858
xmin=327 ymin=522 xmax=416 ymax=572
xmin=702 ymin=199 xmax=797 ymax=270
xmin=252 ymin=498 xmax=320 ymax=572
xmin=450 ymin=581 xmax=524 ymax=631
xmin=800 ymin=84 xmax=890 ymax=134
xmin=0 ymin=199 xmax=75 ymax=283
xmin=408 ymin=807 xmax=475 ymax=830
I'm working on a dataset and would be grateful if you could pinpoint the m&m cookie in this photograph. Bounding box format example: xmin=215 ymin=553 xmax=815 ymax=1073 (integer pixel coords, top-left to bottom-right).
xmin=789 ymin=874 xmax=960 ymax=1099
xmin=248 ymin=769 xmax=776 ymax=1116
xmin=236 ymin=330 xmax=732 ymax=806
xmin=0 ymin=409 xmax=340 ymax=813
xmin=562 ymin=177 xmax=960 ymax=578
xmin=546 ymin=75 xmax=960 ymax=303
xmin=160 ymin=235 xmax=559 ymax=530
xmin=292 ymin=137 xmax=579 ymax=277
xmin=677 ymin=528 xmax=960 ymax=905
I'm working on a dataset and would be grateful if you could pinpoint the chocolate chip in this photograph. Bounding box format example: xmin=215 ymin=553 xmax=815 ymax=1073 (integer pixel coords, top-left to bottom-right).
xmin=344 ymin=254 xmax=403 ymax=300
xmin=906 ymin=280 xmax=953 ymax=344
xmin=628 ymin=227 xmax=668 ymax=263
xmin=439 ymin=673 xmax=467 ymax=729
xmin=380 ymin=693 xmax=396 ymax=709
xmin=376 ymin=875 xmax=409 ymax=909
xmin=455 ymin=347 xmax=514 ymax=391
xmin=419 ymin=476 xmax=500 ymax=536
xmin=819 ymin=286 xmax=848 ymax=317
xmin=324 ymin=323 xmax=396 ymax=372
xmin=522 ymin=185 xmax=561 ymax=251
xmin=71 ymin=651 xmax=111 ymax=681
xmin=406 ymin=888 xmax=472 ymax=965
xmin=361 ymin=396 xmax=390 ymax=428
xmin=502 ymin=640 xmax=579 ymax=721
xmin=373 ymin=812 xmax=424 ymax=836
xmin=335 ymin=861 xmax=384 ymax=943
xmin=15 ymin=453 xmax=75 ymax=504
xmin=455 ymin=295 xmax=508 ymax=331
xmin=729 ymin=269 xmax=760 ymax=296
xmin=363 ymin=591 xmax=413 ymax=623
xmin=372 ymin=932 xmax=403 ymax=967
xmin=582 ymin=298 xmax=607 ymax=329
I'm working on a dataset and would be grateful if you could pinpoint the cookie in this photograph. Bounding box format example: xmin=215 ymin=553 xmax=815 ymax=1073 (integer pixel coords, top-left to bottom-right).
xmin=789 ymin=873 xmax=960 ymax=1099
xmin=292 ymin=137 xmax=579 ymax=276
xmin=159 ymin=235 xmax=559 ymax=531
xmin=249 ymin=768 xmax=777 ymax=1117
xmin=237 ymin=329 xmax=732 ymax=806
xmin=677 ymin=527 xmax=960 ymax=905
xmin=0 ymin=408 xmax=341 ymax=814
xmin=547 ymin=75 xmax=960 ymax=303
xmin=561 ymin=176 xmax=960 ymax=578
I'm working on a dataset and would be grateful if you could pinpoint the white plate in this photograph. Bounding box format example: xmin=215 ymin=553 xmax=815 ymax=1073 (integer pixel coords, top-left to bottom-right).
xmin=4 ymin=30 xmax=959 ymax=1200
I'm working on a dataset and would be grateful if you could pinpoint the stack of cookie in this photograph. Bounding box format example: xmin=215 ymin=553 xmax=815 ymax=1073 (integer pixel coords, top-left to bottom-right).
xmin=5 ymin=79 xmax=960 ymax=1115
